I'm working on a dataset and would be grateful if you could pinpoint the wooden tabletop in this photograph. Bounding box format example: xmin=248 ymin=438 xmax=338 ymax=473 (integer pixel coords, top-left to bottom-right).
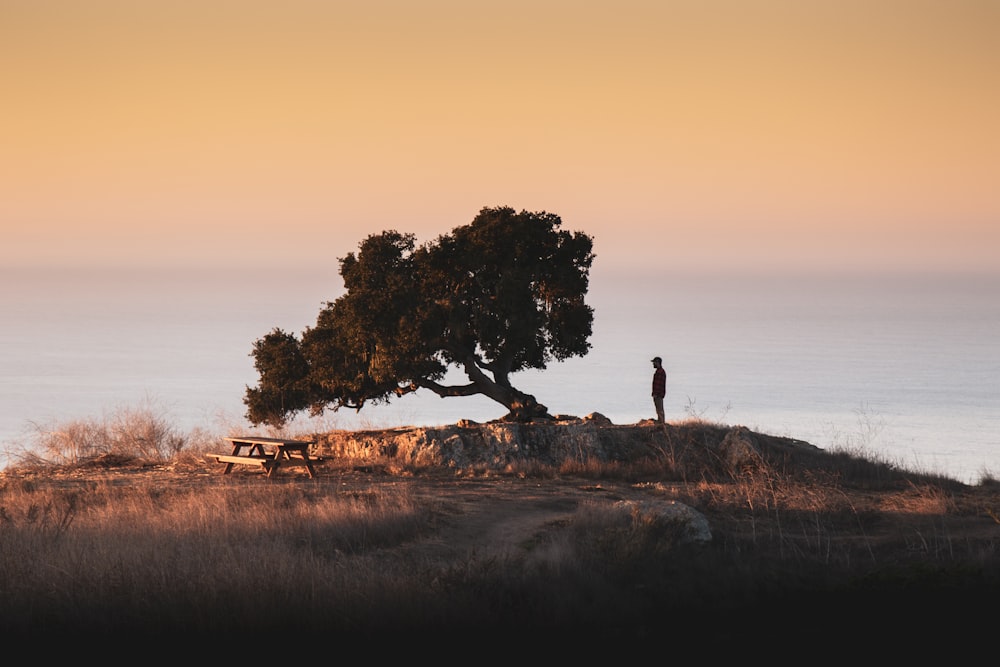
xmin=223 ymin=436 xmax=314 ymax=447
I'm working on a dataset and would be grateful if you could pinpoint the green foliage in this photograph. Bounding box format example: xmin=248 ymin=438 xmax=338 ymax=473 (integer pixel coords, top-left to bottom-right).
xmin=244 ymin=329 xmax=312 ymax=426
xmin=245 ymin=206 xmax=595 ymax=426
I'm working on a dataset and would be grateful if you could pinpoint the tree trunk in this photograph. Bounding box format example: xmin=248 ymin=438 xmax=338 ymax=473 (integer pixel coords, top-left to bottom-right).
xmin=501 ymin=390 xmax=550 ymax=422
xmin=460 ymin=355 xmax=549 ymax=421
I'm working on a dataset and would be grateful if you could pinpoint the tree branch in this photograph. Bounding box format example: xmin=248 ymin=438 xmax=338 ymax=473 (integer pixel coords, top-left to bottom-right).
xmin=415 ymin=379 xmax=482 ymax=397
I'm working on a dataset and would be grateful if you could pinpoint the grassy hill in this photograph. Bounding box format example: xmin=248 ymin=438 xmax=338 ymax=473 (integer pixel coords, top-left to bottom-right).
xmin=2 ymin=417 xmax=998 ymax=652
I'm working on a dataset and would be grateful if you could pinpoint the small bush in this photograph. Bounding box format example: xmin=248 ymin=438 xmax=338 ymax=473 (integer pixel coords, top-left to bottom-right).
xmin=11 ymin=401 xmax=186 ymax=466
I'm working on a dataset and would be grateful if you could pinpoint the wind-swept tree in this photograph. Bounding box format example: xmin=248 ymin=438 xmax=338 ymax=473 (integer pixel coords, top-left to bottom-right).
xmin=245 ymin=206 xmax=595 ymax=425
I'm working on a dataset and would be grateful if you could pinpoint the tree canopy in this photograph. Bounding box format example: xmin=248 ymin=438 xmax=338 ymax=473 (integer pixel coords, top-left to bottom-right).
xmin=244 ymin=206 xmax=595 ymax=425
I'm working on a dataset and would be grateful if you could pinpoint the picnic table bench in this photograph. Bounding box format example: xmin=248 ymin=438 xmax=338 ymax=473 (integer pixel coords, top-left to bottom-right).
xmin=208 ymin=436 xmax=323 ymax=478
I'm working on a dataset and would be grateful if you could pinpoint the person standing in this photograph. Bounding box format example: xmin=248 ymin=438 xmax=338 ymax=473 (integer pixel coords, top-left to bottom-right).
xmin=651 ymin=356 xmax=666 ymax=424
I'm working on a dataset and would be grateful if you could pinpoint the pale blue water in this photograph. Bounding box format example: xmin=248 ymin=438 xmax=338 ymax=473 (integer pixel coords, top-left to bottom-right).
xmin=2 ymin=266 xmax=997 ymax=484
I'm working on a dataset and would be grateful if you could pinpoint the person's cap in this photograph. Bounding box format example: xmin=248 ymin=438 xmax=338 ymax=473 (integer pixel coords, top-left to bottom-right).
xmin=651 ymin=356 xmax=662 ymax=363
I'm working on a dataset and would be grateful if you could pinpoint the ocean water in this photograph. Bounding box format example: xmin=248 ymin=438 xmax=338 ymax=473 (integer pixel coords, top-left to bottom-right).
xmin=1 ymin=266 xmax=997 ymax=484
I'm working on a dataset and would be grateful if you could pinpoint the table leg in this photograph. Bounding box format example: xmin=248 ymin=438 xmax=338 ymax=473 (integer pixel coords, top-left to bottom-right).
xmin=221 ymin=442 xmax=243 ymax=474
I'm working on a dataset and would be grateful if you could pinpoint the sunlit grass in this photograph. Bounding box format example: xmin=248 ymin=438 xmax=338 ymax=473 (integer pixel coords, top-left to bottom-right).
xmin=1 ymin=404 xmax=997 ymax=642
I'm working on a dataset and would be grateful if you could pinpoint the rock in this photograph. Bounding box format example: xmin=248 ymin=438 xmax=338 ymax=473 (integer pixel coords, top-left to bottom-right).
xmin=715 ymin=425 xmax=766 ymax=471
xmin=318 ymin=421 xmax=667 ymax=469
xmin=613 ymin=499 xmax=712 ymax=544
xmin=314 ymin=420 xmax=824 ymax=475
xmin=582 ymin=412 xmax=613 ymax=425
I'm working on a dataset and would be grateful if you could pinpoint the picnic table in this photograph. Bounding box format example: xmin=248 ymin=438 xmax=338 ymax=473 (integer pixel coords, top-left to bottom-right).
xmin=208 ymin=436 xmax=322 ymax=478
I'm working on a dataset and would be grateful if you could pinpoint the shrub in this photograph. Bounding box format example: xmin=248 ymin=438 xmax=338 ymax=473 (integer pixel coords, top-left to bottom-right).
xmin=12 ymin=401 xmax=186 ymax=465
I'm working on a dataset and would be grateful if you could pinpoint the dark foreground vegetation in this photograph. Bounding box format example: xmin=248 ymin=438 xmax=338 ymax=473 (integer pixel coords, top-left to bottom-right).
xmin=1 ymin=411 xmax=998 ymax=654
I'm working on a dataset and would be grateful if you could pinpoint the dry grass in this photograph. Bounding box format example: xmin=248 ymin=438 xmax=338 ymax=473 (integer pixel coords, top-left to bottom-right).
xmin=0 ymin=474 xmax=435 ymax=638
xmin=13 ymin=401 xmax=186 ymax=466
xmin=1 ymin=408 xmax=998 ymax=650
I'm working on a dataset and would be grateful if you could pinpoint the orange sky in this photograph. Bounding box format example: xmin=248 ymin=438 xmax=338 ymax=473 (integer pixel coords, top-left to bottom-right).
xmin=2 ymin=1 xmax=998 ymax=274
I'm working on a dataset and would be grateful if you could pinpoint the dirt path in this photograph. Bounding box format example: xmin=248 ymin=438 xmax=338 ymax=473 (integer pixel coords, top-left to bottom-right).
xmin=331 ymin=469 xmax=654 ymax=561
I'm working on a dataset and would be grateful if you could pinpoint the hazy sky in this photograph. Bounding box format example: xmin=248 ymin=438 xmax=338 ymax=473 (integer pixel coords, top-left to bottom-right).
xmin=3 ymin=1 xmax=998 ymax=274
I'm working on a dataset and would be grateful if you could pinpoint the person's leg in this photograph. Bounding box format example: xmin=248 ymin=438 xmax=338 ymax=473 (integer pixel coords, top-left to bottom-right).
xmin=653 ymin=396 xmax=664 ymax=423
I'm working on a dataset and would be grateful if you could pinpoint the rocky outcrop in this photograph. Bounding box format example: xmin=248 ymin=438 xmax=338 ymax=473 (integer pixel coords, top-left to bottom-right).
xmin=314 ymin=414 xmax=822 ymax=473
xmin=317 ymin=414 xmax=654 ymax=469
